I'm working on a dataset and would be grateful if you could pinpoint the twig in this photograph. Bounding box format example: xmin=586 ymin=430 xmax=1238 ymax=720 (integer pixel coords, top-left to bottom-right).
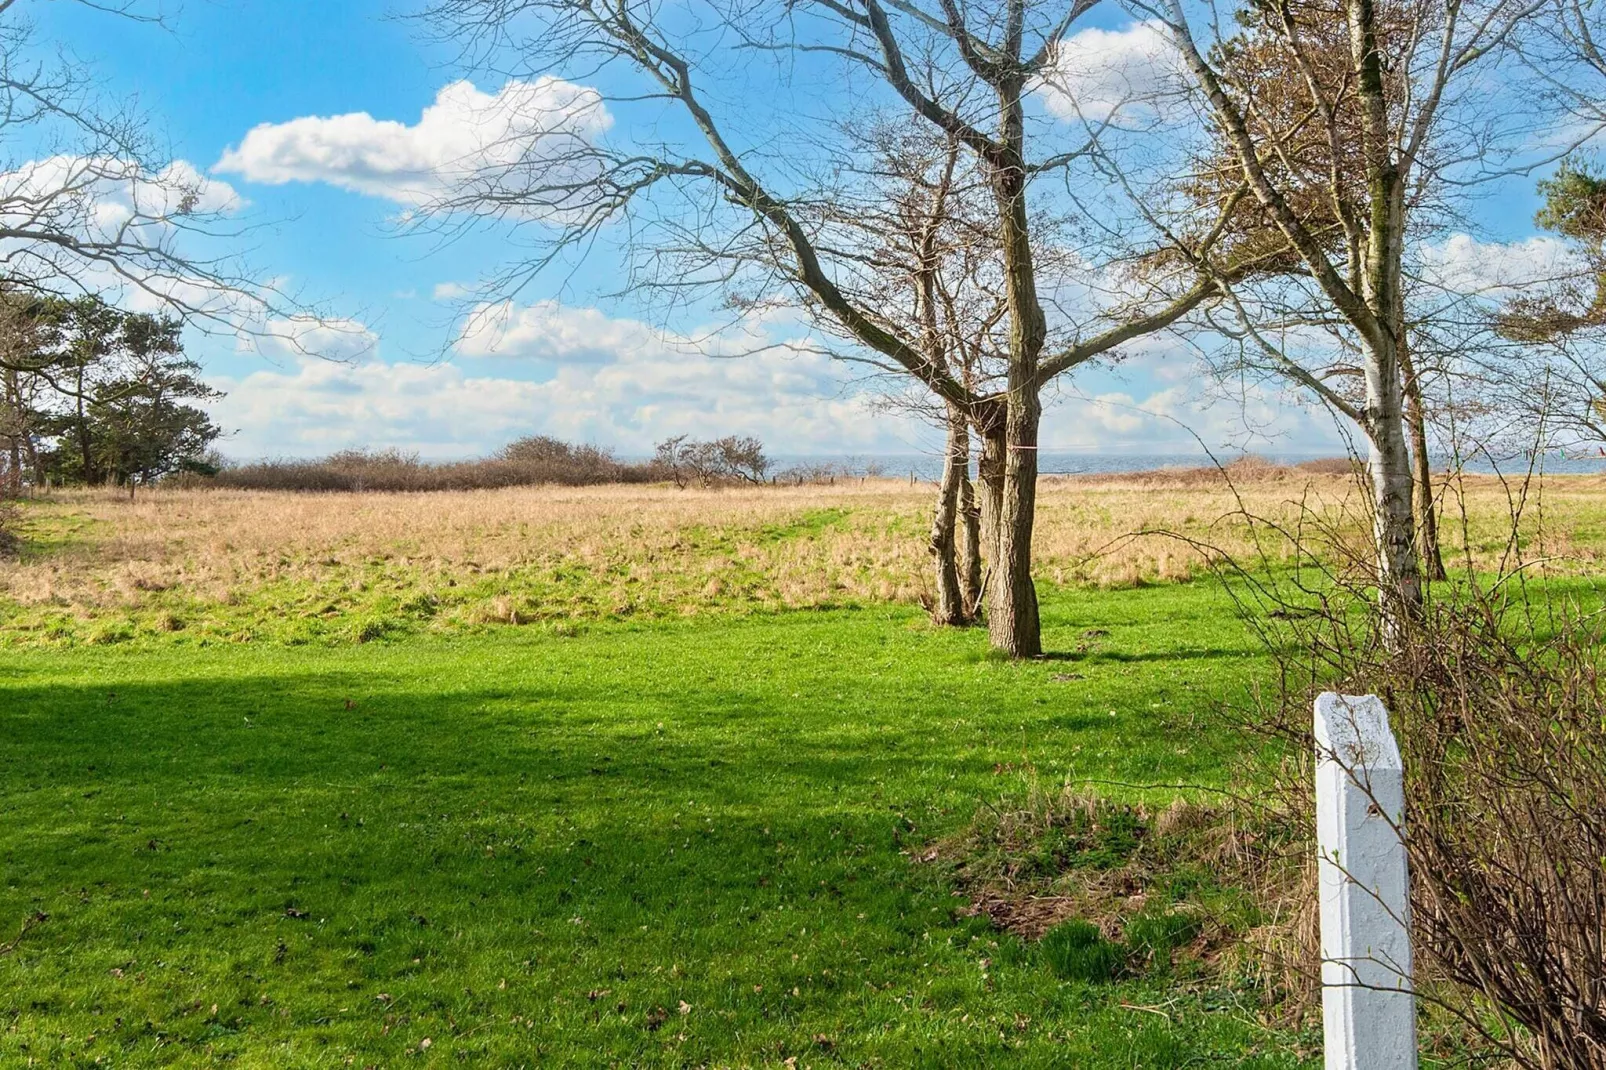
xmin=0 ymin=911 xmax=47 ymax=956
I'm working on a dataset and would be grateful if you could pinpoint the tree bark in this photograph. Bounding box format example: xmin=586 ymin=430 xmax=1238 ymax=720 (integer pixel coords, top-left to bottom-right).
xmin=1353 ymin=0 xmax=1423 ymax=640
xmin=1364 ymin=339 xmax=1424 ymax=640
xmin=976 ymin=413 xmax=1005 ymax=620
xmin=1399 ymin=341 xmax=1446 ymax=580
xmin=983 ymin=68 xmax=1046 ymax=659
xmin=928 ymin=402 xmax=969 ymax=625
xmin=989 ymin=392 xmax=1042 ymax=657
xmin=958 ymin=438 xmax=982 ymax=619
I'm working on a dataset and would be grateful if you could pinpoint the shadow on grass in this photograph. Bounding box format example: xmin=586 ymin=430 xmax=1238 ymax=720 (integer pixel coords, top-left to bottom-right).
xmin=0 ymin=605 xmax=1298 ymax=1067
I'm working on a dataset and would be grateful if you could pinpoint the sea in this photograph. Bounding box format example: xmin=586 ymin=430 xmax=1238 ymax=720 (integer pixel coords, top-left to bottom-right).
xmin=765 ymin=450 xmax=1606 ymax=482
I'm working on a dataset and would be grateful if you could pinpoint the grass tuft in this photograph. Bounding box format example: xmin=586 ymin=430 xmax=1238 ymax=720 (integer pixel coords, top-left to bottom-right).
xmin=1041 ymin=919 xmax=1125 ymax=982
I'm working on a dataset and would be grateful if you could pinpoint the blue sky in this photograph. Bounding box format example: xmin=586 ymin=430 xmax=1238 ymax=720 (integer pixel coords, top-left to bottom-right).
xmin=27 ymin=0 xmax=1555 ymax=461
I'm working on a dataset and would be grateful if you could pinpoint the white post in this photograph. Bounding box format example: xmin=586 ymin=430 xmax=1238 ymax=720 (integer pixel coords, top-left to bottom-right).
xmin=1314 ymin=692 xmax=1417 ymax=1070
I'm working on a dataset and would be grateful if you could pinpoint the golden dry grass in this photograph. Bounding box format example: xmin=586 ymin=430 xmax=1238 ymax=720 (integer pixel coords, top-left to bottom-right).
xmin=3 ymin=470 xmax=1602 ymax=644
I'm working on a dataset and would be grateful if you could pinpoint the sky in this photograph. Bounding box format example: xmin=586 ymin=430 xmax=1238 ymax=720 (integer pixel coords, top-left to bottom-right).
xmin=23 ymin=0 xmax=1560 ymax=461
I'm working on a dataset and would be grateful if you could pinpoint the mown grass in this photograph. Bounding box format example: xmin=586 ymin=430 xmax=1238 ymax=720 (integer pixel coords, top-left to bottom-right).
xmin=0 ymin=584 xmax=1319 ymax=1068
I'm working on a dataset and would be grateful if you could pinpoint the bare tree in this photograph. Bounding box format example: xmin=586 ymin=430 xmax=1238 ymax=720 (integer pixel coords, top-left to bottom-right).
xmin=419 ymin=0 xmax=1268 ymax=656
xmin=1150 ymin=0 xmax=1543 ymax=637
xmin=808 ymin=123 xmax=1003 ymax=624
xmin=654 ymin=434 xmax=770 ymax=487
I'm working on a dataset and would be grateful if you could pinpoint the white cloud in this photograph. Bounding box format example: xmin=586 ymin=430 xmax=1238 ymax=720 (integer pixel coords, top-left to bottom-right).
xmin=208 ymin=298 xmax=1352 ymax=461
xmin=432 ymin=281 xmax=471 ymax=301
xmin=454 ymin=300 xmax=670 ymax=363
xmin=0 ymin=156 xmax=245 ymax=222
xmin=215 ymin=79 xmax=611 ymax=205
xmin=1041 ymin=383 xmax=1349 ymax=455
xmin=210 ymin=353 xmax=897 ymax=459
xmin=0 ymin=155 xmax=247 ymax=309
xmin=1039 ymin=342 xmax=1354 ymax=455
xmin=1415 ymin=233 xmax=1580 ymax=297
xmin=1037 ymin=22 xmax=1182 ymax=124
xmin=241 ymin=315 xmax=381 ymax=362
xmin=211 ymin=300 xmax=903 ymax=458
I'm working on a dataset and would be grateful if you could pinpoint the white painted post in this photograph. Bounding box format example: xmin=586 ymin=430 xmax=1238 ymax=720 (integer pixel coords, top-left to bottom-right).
xmin=1313 ymin=692 xmax=1417 ymax=1070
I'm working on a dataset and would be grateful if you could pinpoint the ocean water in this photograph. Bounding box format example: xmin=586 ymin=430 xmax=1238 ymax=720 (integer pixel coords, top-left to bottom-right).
xmin=769 ymin=450 xmax=1606 ymax=482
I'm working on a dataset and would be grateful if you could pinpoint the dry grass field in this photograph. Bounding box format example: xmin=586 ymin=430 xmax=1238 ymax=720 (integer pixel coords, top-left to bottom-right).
xmin=3 ymin=467 xmax=1603 ymax=645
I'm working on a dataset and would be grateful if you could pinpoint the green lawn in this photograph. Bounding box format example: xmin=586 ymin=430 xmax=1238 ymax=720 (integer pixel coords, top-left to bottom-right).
xmin=0 ymin=583 xmax=1314 ymax=1067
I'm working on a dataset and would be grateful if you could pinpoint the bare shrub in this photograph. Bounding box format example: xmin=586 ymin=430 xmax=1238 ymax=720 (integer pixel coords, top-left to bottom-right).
xmin=654 ymin=435 xmax=768 ymax=488
xmin=1260 ymin=582 xmax=1606 ymax=1067
xmin=1292 ymin=456 xmax=1359 ymax=476
xmin=496 ymin=435 xmax=625 ymax=483
xmin=1214 ymin=460 xmax=1606 ymax=1067
xmin=211 ymin=440 xmax=659 ymax=492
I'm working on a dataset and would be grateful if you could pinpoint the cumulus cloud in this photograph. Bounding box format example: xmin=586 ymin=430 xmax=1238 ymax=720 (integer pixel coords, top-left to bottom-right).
xmin=1041 ymin=383 xmax=1348 ymax=454
xmin=1038 ymin=342 xmax=1354 ymax=455
xmin=0 ymin=153 xmax=268 ymax=319
xmin=241 ymin=315 xmax=381 ymax=362
xmin=210 ymin=299 xmax=901 ymax=458
xmin=211 ymin=352 xmax=895 ymax=459
xmin=208 ymin=297 xmax=1350 ymax=461
xmin=1416 ymin=233 xmax=1580 ymax=297
xmin=215 ymin=79 xmax=611 ymax=205
xmin=1037 ymin=22 xmax=1182 ymax=124
xmin=0 ymin=156 xmax=243 ymax=224
xmin=454 ymin=300 xmax=672 ymax=363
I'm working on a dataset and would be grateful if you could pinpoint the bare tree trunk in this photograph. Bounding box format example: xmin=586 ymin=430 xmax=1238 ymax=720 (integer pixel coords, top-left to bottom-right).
xmin=1365 ymin=340 xmax=1424 ymax=639
xmin=1399 ymin=342 xmax=1446 ymax=580
xmin=990 ymin=392 xmax=1042 ymax=657
xmin=1355 ymin=0 xmax=1423 ymax=642
xmin=958 ymin=436 xmax=982 ymax=620
xmin=977 ymin=415 xmax=1006 ymax=616
xmin=928 ymin=402 xmax=968 ymax=625
xmin=983 ymin=69 xmax=1047 ymax=660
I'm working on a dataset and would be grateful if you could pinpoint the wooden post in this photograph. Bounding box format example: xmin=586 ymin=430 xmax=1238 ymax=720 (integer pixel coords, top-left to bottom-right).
xmin=1314 ymin=692 xmax=1417 ymax=1070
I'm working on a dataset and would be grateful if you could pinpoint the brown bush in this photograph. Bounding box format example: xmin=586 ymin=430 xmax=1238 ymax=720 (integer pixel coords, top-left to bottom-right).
xmin=208 ymin=441 xmax=662 ymax=492
xmin=1291 ymin=596 xmax=1606 ymax=1068
xmin=1292 ymin=456 xmax=1359 ymax=475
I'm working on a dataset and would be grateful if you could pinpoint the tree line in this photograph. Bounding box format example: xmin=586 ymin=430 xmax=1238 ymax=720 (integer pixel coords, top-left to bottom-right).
xmin=206 ymin=435 xmax=782 ymax=492
xmin=0 ymin=295 xmax=223 ymax=495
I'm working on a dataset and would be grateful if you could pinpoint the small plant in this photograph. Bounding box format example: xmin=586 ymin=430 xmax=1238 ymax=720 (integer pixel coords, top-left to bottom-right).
xmin=1040 ymin=919 xmax=1123 ymax=983
xmin=1123 ymin=907 xmax=1201 ymax=967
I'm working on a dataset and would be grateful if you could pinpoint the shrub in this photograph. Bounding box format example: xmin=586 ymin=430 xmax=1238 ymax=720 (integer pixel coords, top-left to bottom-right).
xmin=1247 ymin=488 xmax=1606 ymax=1066
xmin=1368 ymin=602 xmax=1606 ymax=1068
xmin=210 ymin=439 xmax=661 ymax=492
xmin=654 ymin=435 xmax=768 ymax=488
xmin=1040 ymin=919 xmax=1123 ymax=983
